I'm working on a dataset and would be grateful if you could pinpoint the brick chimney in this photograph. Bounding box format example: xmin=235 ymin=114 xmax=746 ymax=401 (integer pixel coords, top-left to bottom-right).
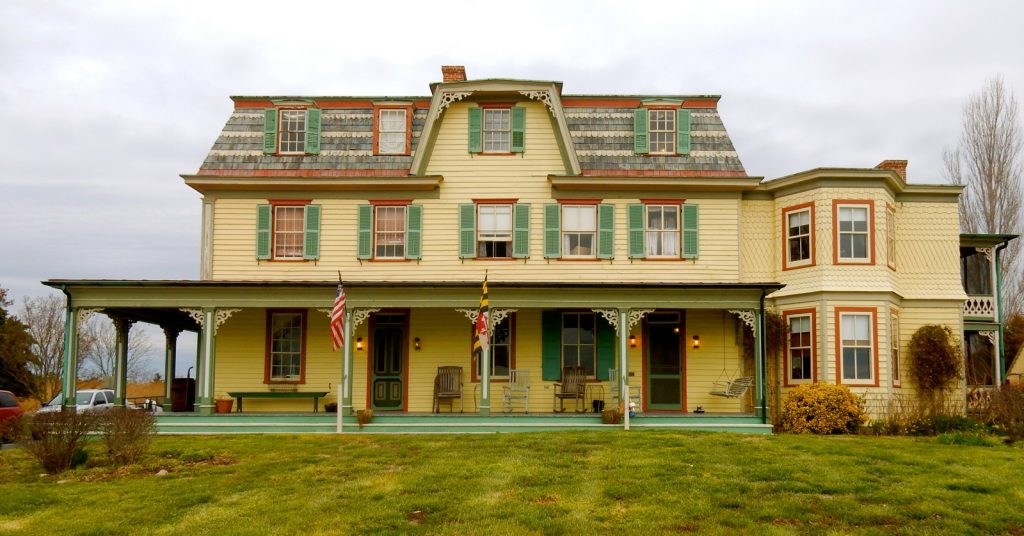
xmin=874 ymin=160 xmax=908 ymax=180
xmin=441 ymin=65 xmax=467 ymax=82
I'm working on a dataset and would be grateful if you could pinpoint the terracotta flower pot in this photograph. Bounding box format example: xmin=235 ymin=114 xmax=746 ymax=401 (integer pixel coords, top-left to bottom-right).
xmin=215 ymin=399 xmax=234 ymax=413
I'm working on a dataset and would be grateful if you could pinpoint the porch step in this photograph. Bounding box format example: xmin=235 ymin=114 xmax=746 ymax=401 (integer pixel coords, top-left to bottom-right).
xmin=156 ymin=414 xmax=337 ymax=434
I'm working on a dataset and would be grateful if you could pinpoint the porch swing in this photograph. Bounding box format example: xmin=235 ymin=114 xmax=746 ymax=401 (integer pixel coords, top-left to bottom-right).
xmin=709 ymin=315 xmax=754 ymax=398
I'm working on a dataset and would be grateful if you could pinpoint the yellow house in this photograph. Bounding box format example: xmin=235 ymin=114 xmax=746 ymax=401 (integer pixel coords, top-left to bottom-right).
xmin=46 ymin=66 xmax=1009 ymax=433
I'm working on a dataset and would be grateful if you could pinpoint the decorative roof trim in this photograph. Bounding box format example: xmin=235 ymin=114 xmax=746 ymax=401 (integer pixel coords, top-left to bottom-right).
xmin=549 ymin=174 xmax=762 ymax=192
xmin=760 ymin=168 xmax=963 ymax=199
xmin=181 ymin=174 xmax=442 ymax=194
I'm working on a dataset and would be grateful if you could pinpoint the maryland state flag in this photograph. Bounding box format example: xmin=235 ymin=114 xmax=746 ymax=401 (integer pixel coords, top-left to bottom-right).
xmin=473 ymin=274 xmax=490 ymax=359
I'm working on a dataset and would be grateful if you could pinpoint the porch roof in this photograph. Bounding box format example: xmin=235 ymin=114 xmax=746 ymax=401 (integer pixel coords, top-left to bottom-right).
xmin=44 ymin=279 xmax=784 ymax=311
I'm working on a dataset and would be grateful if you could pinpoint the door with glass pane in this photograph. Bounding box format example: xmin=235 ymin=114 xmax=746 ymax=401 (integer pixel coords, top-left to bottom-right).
xmin=646 ymin=312 xmax=683 ymax=410
xmin=371 ymin=313 xmax=406 ymax=410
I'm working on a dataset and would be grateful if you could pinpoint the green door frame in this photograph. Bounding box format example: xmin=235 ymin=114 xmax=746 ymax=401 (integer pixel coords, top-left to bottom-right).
xmin=645 ymin=312 xmax=685 ymax=411
xmin=368 ymin=311 xmax=409 ymax=411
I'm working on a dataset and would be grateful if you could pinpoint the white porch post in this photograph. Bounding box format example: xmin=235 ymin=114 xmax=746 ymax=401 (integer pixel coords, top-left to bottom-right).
xmin=162 ymin=328 xmax=180 ymax=411
xmin=196 ymin=307 xmax=217 ymax=415
xmin=754 ymin=306 xmax=767 ymax=421
xmin=618 ymin=308 xmax=629 ymax=413
xmin=60 ymin=306 xmax=80 ymax=410
xmin=480 ymin=345 xmax=491 ymax=415
xmin=112 ymin=316 xmax=132 ymax=406
xmin=341 ymin=309 xmax=354 ymax=416
xmin=193 ymin=330 xmax=204 ymax=412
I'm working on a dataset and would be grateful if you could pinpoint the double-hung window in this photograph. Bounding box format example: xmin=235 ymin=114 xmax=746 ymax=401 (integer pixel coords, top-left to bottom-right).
xmin=835 ymin=201 xmax=873 ymax=263
xmin=375 ymin=205 xmax=407 ymax=259
xmin=648 ymin=109 xmax=676 ymax=154
xmin=263 ymin=107 xmax=321 ymax=155
xmin=633 ymin=106 xmax=691 ymax=155
xmin=562 ymin=312 xmax=596 ymax=378
xmin=562 ymin=205 xmax=597 ymax=258
xmin=256 ymin=202 xmax=321 ymax=261
xmin=645 ymin=205 xmax=679 ymax=257
xmin=786 ymin=313 xmax=814 ymax=384
xmin=267 ymin=311 xmax=305 ymax=383
xmin=377 ymin=109 xmax=408 ymax=154
xmin=838 ymin=309 xmax=875 ymax=385
xmin=478 ymin=204 xmax=513 ymax=258
xmin=783 ymin=203 xmax=814 ymax=268
xmin=278 ymin=110 xmax=307 ymax=154
xmin=483 ymin=108 xmax=511 ymax=153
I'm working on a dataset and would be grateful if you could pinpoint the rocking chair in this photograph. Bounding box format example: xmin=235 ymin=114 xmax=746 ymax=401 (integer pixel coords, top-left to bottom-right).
xmin=432 ymin=366 xmax=464 ymax=413
xmin=553 ymin=366 xmax=587 ymax=413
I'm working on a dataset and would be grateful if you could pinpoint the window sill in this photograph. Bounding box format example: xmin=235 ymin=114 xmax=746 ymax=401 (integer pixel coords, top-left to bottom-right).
xmin=370 ymin=258 xmax=413 ymax=262
xmin=474 ymin=152 xmax=518 ymax=156
xmin=783 ymin=379 xmax=815 ymax=388
xmin=556 ymin=257 xmax=601 ymax=261
xmin=468 ymin=257 xmax=520 ymax=261
xmin=374 ymin=151 xmax=411 ymax=157
xmin=266 ymin=380 xmax=305 ymax=385
xmin=640 ymin=257 xmax=686 ymax=262
xmin=835 ymin=259 xmax=874 ymax=266
xmin=782 ymin=260 xmax=815 ymax=271
xmin=838 ymin=380 xmax=879 ymax=388
xmin=266 ymin=258 xmax=310 ymax=263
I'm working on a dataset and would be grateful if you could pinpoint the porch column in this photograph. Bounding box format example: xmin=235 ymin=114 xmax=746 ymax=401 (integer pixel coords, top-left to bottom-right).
xmin=112 ymin=316 xmax=133 ymax=406
xmin=193 ymin=330 xmax=204 ymax=411
xmin=60 ymin=305 xmax=80 ymax=410
xmin=161 ymin=328 xmax=180 ymax=411
xmin=754 ymin=305 xmax=767 ymax=422
xmin=341 ymin=309 xmax=354 ymax=416
xmin=196 ymin=307 xmax=217 ymax=415
xmin=618 ymin=308 xmax=629 ymax=411
xmin=480 ymin=344 xmax=491 ymax=415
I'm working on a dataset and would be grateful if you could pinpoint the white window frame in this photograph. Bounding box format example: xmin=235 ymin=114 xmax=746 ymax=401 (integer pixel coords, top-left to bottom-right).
xmin=645 ymin=204 xmax=680 ymax=257
xmin=836 ymin=204 xmax=870 ymax=262
xmin=278 ymin=109 xmax=306 ymax=155
xmin=482 ymin=108 xmax=511 ymax=153
xmin=272 ymin=205 xmax=306 ymax=260
xmin=269 ymin=312 xmax=304 ymax=381
xmin=374 ymin=205 xmax=407 ymax=259
xmin=561 ymin=205 xmax=597 ymax=259
xmin=477 ymin=204 xmax=513 ymax=259
xmin=377 ymin=109 xmax=407 ymax=155
xmin=787 ymin=314 xmax=814 ymax=384
xmin=648 ymin=109 xmax=676 ymax=155
xmin=786 ymin=207 xmax=812 ymax=267
xmin=839 ymin=311 xmax=875 ymax=385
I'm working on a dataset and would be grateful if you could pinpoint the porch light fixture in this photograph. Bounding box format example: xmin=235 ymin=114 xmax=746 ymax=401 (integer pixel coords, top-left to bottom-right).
xmin=692 ymin=335 xmax=700 ymax=349
xmin=629 ymin=334 xmax=637 ymax=348
xmin=356 ymin=337 xmax=363 ymax=351
xmin=414 ymin=337 xmax=421 ymax=350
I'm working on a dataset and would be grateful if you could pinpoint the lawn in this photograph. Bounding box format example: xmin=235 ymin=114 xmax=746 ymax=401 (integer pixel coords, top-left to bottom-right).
xmin=1 ymin=431 xmax=1022 ymax=534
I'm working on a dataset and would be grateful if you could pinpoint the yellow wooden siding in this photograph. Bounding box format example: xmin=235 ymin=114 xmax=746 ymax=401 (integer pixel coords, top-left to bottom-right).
xmin=739 ymin=200 xmax=775 ymax=282
xmin=894 ymin=201 xmax=964 ymax=300
xmin=684 ymin=310 xmax=748 ymax=412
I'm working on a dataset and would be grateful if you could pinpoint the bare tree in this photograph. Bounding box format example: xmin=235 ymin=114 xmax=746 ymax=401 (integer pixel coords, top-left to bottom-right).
xmin=81 ymin=316 xmax=156 ymax=385
xmin=944 ymin=76 xmax=1024 ymax=314
xmin=17 ymin=294 xmax=95 ymax=402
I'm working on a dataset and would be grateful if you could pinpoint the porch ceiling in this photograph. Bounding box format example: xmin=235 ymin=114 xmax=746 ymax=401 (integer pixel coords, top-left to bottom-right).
xmin=45 ymin=279 xmax=783 ymax=310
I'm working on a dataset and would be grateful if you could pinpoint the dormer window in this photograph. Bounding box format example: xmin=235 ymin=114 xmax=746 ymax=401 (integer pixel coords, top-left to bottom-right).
xmin=633 ymin=106 xmax=691 ymax=155
xmin=483 ymin=108 xmax=511 ymax=152
xmin=373 ymin=104 xmax=413 ymax=156
xmin=262 ymin=107 xmax=321 ymax=155
xmin=648 ymin=110 xmax=676 ymax=154
xmin=467 ymin=105 xmax=525 ymax=154
xmin=278 ymin=110 xmax=307 ymax=154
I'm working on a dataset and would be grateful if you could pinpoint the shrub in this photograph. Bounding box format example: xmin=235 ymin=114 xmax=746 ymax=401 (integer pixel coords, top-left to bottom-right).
xmin=781 ymin=383 xmax=866 ymax=434
xmin=985 ymin=383 xmax=1024 ymax=443
xmin=908 ymin=325 xmax=961 ymax=390
xmin=100 ymin=408 xmax=156 ymax=466
xmin=1 ymin=414 xmax=28 ymax=443
xmin=27 ymin=410 xmax=101 ymax=473
xmin=936 ymin=432 xmax=999 ymax=447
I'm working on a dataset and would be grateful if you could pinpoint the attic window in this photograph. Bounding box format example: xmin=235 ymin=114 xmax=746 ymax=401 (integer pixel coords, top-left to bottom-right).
xmin=648 ymin=110 xmax=676 ymax=154
xmin=373 ymin=104 xmax=413 ymax=156
xmin=633 ymin=107 xmax=690 ymax=156
xmin=483 ymin=108 xmax=511 ymax=152
xmin=279 ymin=110 xmax=307 ymax=154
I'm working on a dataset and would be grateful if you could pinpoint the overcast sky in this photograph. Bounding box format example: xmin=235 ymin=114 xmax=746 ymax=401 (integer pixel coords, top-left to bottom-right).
xmin=3 ymin=1 xmax=1024 ymax=371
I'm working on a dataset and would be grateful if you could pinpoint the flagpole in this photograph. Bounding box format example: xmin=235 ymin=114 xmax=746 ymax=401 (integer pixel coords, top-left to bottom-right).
xmin=478 ymin=271 xmax=490 ymax=415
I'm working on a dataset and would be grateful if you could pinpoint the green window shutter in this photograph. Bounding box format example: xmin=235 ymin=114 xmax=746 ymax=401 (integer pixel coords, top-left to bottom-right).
xmin=459 ymin=204 xmax=476 ymax=259
xmin=633 ymin=108 xmax=649 ymax=154
xmin=627 ymin=203 xmax=646 ymax=259
xmin=305 ymin=108 xmax=321 ymax=155
xmin=597 ymin=204 xmax=615 ymax=259
xmin=302 ymin=204 xmax=321 ymax=260
xmin=467 ymin=107 xmax=482 ymax=153
xmin=511 ymin=106 xmax=526 ymax=153
xmin=541 ymin=311 xmax=562 ymax=381
xmin=596 ymin=316 xmax=616 ymax=381
xmin=405 ymin=204 xmax=423 ymax=260
xmin=357 ymin=205 xmax=373 ymax=260
xmin=256 ymin=204 xmax=272 ymax=260
xmin=676 ymin=109 xmax=691 ymax=155
xmin=263 ymin=109 xmax=278 ymax=154
xmin=682 ymin=203 xmax=699 ymax=259
xmin=543 ymin=203 xmax=561 ymax=259
xmin=513 ymin=203 xmax=530 ymax=258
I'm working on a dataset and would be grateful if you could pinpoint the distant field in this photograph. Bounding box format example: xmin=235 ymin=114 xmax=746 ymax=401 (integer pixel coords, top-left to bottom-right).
xmin=1 ymin=431 xmax=1022 ymax=534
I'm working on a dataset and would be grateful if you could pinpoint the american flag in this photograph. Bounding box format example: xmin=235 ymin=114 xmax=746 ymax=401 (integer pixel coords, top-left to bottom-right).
xmin=330 ymin=283 xmax=346 ymax=351
xmin=473 ymin=274 xmax=489 ymax=359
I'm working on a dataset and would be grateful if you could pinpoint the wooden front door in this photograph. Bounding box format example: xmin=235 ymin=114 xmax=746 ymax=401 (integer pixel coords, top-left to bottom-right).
xmin=646 ymin=312 xmax=684 ymax=411
xmin=371 ymin=312 xmax=406 ymax=410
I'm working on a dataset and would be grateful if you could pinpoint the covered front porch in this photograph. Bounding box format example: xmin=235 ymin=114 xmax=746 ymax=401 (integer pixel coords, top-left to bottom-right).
xmin=46 ymin=279 xmax=781 ymax=433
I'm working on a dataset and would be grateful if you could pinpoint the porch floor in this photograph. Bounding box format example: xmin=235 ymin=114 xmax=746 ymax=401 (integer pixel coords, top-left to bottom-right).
xmin=155 ymin=412 xmax=771 ymax=434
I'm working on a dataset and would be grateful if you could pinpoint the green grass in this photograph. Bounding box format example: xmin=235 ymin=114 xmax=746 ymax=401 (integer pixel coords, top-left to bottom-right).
xmin=1 ymin=432 xmax=1023 ymax=534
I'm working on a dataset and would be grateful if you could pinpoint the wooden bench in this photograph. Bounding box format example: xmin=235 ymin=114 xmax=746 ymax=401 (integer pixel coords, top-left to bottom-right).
xmin=226 ymin=391 xmax=329 ymax=413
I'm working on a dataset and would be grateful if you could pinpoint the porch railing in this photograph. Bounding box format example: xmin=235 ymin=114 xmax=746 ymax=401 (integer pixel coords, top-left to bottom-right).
xmin=963 ymin=296 xmax=996 ymax=320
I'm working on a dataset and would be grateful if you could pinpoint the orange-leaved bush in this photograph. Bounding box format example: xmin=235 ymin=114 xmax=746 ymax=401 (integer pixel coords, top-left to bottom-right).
xmin=780 ymin=383 xmax=866 ymax=434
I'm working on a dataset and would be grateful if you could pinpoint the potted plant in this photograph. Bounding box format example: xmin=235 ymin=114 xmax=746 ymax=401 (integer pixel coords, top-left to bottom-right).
xmin=325 ymin=402 xmax=338 ymax=413
xmin=601 ymin=408 xmax=622 ymax=425
xmin=356 ymin=408 xmax=373 ymax=428
xmin=215 ymin=398 xmax=234 ymax=414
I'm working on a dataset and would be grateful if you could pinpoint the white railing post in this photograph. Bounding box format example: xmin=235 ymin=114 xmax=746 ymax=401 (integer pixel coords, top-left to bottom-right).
xmin=624 ymin=385 xmax=630 ymax=431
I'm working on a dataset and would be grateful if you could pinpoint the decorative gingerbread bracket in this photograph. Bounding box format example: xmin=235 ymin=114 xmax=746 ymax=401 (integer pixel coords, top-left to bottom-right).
xmin=728 ymin=310 xmax=756 ymax=333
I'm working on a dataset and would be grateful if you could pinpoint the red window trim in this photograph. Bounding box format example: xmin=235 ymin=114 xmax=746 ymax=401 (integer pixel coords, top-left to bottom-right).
xmin=369 ymin=203 xmax=410 ymax=262
xmin=267 ymin=201 xmax=311 ymax=263
xmin=885 ymin=202 xmax=897 ymax=272
xmin=479 ymin=103 xmax=515 ymax=155
xmin=640 ymin=201 xmax=684 ymax=260
xmin=832 ymin=200 xmax=876 ymax=266
xmin=264 ymin=309 xmax=308 ymax=385
xmin=472 ymin=198 xmax=518 ymax=205
xmin=643 ymin=105 xmax=681 ymax=157
xmin=275 ymin=107 xmax=309 ymax=157
xmin=365 ymin=309 xmax=411 ymax=412
xmin=479 ymin=102 xmax=514 ymax=109
xmin=890 ymin=309 xmax=901 ymax=387
xmin=470 ymin=313 xmax=516 ymax=383
xmin=555 ymin=198 xmax=602 ymax=205
xmin=834 ymin=307 xmax=879 ymax=387
xmin=782 ymin=308 xmax=817 ymax=387
xmin=369 ymin=199 xmax=412 ymax=206
xmin=782 ymin=202 xmax=816 ymax=271
xmin=372 ymin=104 xmax=413 ymax=157
xmin=639 ymin=198 xmax=686 ymax=205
